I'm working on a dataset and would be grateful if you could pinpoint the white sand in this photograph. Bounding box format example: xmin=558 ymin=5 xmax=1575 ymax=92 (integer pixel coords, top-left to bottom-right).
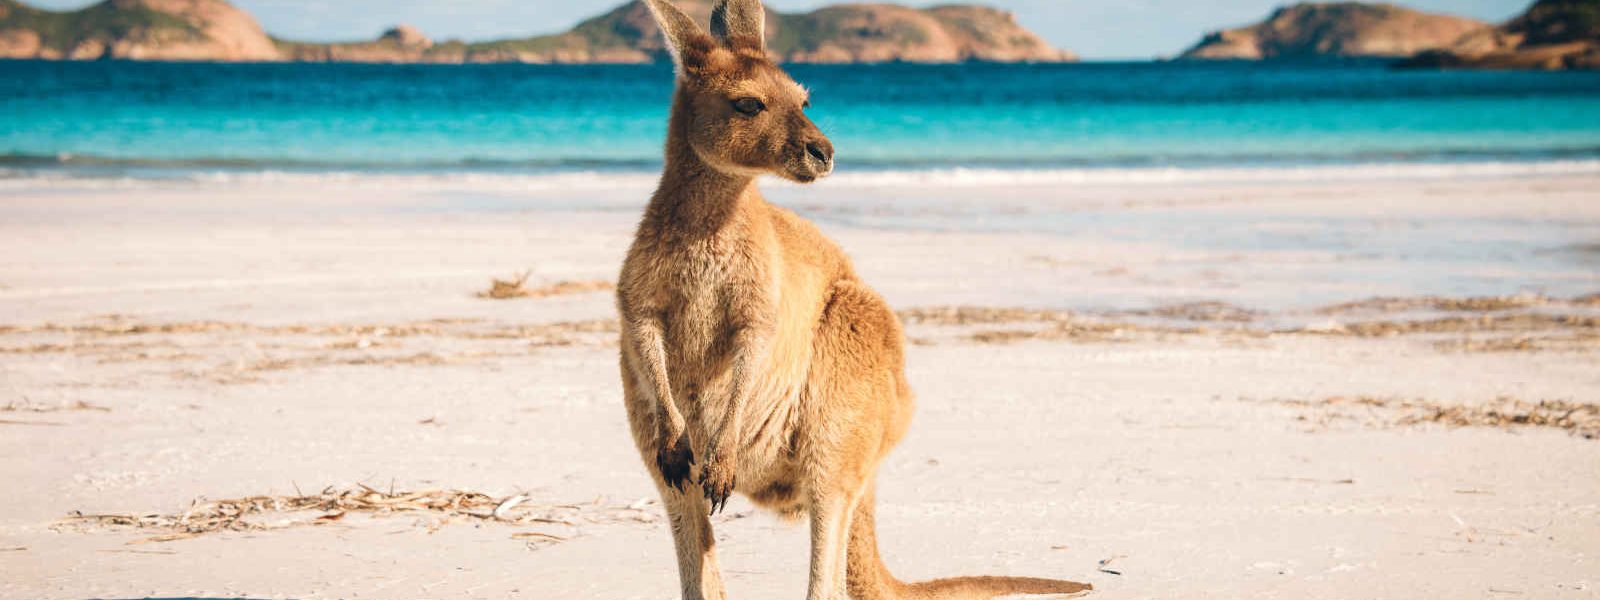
xmin=1 ymin=174 xmax=1597 ymax=599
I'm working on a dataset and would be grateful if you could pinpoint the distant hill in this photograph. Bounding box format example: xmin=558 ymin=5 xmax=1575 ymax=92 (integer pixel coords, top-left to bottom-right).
xmin=0 ymin=0 xmax=278 ymax=60
xmin=273 ymin=24 xmax=439 ymax=63
xmin=0 ymin=0 xmax=1074 ymax=64
xmin=1179 ymin=2 xmax=1487 ymax=60
xmin=1401 ymin=0 xmax=1600 ymax=69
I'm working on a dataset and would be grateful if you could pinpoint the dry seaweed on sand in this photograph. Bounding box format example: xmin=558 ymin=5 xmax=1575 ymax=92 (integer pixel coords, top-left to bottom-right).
xmin=58 ymin=486 xmax=514 ymax=536
xmin=477 ymin=271 xmax=614 ymax=300
xmin=1295 ymin=314 xmax=1600 ymax=337
xmin=1313 ymin=292 xmax=1600 ymax=314
xmin=896 ymin=305 xmax=1214 ymax=345
xmin=479 ymin=270 xmax=535 ymax=299
xmin=8 ymin=317 xmax=619 ymax=345
xmin=965 ymin=322 xmax=1153 ymax=345
xmin=1431 ymin=332 xmax=1600 ymax=353
xmin=2 ymin=320 xmax=460 ymax=337
xmin=1116 ymin=301 xmax=1261 ymax=323
xmin=1391 ymin=397 xmax=1599 ymax=439
xmin=896 ymin=306 xmax=1081 ymax=326
xmin=0 ymin=418 xmax=65 ymax=426
xmin=527 ymin=279 xmax=614 ymax=298
xmin=1264 ymin=395 xmax=1600 ymax=439
xmin=1316 ymin=294 xmax=1557 ymax=314
xmin=54 ymin=485 xmax=664 ymax=544
xmin=1 ymin=399 xmax=110 ymax=413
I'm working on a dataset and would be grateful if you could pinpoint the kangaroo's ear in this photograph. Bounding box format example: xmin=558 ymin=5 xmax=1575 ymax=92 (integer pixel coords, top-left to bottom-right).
xmin=710 ymin=0 xmax=766 ymax=51
xmin=643 ymin=0 xmax=716 ymax=76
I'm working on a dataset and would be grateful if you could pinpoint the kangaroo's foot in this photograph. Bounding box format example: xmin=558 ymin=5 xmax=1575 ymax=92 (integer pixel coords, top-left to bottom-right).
xmin=656 ymin=432 xmax=695 ymax=492
xmin=698 ymin=446 xmax=737 ymax=515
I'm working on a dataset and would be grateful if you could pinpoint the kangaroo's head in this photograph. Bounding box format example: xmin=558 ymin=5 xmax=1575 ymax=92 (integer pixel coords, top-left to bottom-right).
xmin=645 ymin=0 xmax=835 ymax=183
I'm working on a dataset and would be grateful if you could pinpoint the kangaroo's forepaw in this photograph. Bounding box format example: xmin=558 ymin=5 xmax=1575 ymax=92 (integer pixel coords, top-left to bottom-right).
xmin=698 ymin=452 xmax=736 ymax=515
xmin=655 ymin=433 xmax=695 ymax=492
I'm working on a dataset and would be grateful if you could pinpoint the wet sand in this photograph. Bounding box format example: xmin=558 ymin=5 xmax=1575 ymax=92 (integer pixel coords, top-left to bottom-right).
xmin=1 ymin=173 xmax=1597 ymax=599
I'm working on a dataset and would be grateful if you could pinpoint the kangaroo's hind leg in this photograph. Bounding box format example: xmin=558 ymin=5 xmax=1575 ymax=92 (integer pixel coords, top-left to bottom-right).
xmin=800 ymin=280 xmax=911 ymax=600
xmin=801 ymin=486 xmax=856 ymax=600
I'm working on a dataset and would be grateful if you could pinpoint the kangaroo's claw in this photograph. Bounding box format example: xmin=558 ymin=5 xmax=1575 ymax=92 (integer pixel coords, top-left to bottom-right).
xmin=698 ymin=451 xmax=736 ymax=514
xmin=656 ymin=433 xmax=695 ymax=492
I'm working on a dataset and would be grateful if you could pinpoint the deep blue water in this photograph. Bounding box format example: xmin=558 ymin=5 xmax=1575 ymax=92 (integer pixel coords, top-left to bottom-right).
xmin=2 ymin=59 xmax=1599 ymax=177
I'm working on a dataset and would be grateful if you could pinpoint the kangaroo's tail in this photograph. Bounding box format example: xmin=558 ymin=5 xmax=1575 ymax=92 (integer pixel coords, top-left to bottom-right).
xmin=845 ymin=482 xmax=1093 ymax=600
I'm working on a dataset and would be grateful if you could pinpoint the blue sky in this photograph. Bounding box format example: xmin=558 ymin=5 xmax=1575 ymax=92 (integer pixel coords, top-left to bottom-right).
xmin=27 ymin=0 xmax=1533 ymax=59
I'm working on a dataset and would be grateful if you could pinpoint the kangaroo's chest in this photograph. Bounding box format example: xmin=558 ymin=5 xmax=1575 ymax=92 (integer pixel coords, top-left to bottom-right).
xmin=656 ymin=235 xmax=810 ymax=468
xmin=658 ymin=237 xmax=767 ymax=374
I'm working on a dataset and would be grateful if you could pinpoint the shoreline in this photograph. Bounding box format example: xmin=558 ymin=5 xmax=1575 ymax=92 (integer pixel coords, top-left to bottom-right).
xmin=3 ymin=172 xmax=1595 ymax=318
xmin=6 ymin=156 xmax=1600 ymax=188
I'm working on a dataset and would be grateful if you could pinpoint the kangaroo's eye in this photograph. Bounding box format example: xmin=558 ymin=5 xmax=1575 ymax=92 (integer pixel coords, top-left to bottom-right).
xmin=802 ymin=99 xmax=812 ymax=109
xmin=732 ymin=97 xmax=765 ymax=116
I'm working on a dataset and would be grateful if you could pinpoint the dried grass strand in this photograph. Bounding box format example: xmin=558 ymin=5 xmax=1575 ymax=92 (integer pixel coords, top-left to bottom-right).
xmin=55 ymin=486 xmax=664 ymax=545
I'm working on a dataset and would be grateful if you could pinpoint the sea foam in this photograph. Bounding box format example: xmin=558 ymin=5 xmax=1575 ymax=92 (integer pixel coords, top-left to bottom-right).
xmin=4 ymin=159 xmax=1598 ymax=193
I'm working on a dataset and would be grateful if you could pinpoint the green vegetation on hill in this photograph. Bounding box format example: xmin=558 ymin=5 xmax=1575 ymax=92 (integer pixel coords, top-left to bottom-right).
xmin=464 ymin=32 xmax=586 ymax=56
xmin=567 ymin=3 xmax=651 ymax=49
xmin=0 ymin=0 xmax=202 ymax=54
xmin=2 ymin=0 xmax=1069 ymax=64
xmin=457 ymin=0 xmax=1062 ymax=63
xmin=777 ymin=8 xmax=935 ymax=53
xmin=1401 ymin=0 xmax=1600 ymax=69
xmin=769 ymin=9 xmax=850 ymax=53
xmin=1510 ymin=0 xmax=1600 ymax=44
xmin=1179 ymin=2 xmax=1487 ymax=60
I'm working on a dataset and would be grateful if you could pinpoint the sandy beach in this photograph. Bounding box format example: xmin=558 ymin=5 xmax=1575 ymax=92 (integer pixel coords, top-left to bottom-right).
xmin=2 ymin=172 xmax=1598 ymax=599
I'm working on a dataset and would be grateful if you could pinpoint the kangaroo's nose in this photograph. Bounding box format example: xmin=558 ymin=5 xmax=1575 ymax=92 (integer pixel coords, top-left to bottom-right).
xmin=806 ymin=140 xmax=834 ymax=166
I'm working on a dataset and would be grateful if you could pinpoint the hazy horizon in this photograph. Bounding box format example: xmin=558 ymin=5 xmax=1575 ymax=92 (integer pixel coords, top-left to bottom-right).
xmin=19 ymin=0 xmax=1532 ymax=60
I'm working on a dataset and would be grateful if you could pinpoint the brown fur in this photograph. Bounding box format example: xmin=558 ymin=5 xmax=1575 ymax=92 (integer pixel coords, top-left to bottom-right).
xmin=616 ymin=2 xmax=1092 ymax=598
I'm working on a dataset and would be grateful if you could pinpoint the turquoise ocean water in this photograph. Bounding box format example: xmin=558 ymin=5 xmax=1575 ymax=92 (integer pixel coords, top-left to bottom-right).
xmin=1 ymin=59 xmax=1597 ymax=307
xmin=2 ymin=59 xmax=1599 ymax=179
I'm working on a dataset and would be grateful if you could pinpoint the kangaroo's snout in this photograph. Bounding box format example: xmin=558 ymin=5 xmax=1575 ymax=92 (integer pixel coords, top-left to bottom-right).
xmin=806 ymin=139 xmax=834 ymax=168
xmin=792 ymin=135 xmax=834 ymax=183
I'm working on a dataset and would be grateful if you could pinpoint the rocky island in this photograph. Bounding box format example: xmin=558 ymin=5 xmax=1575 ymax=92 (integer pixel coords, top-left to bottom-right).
xmin=0 ymin=0 xmax=1073 ymax=63
xmin=1401 ymin=0 xmax=1600 ymax=70
xmin=1179 ymin=2 xmax=1488 ymax=60
xmin=0 ymin=0 xmax=279 ymax=61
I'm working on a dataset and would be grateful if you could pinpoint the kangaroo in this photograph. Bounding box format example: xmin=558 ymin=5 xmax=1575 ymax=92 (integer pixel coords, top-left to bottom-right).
xmin=616 ymin=1 xmax=1093 ymax=598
